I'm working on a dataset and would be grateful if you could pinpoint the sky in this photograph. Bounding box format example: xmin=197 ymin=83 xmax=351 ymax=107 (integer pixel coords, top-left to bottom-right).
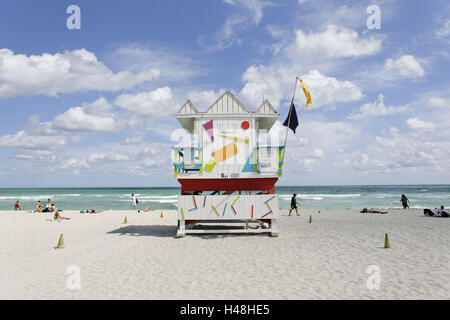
xmin=0 ymin=0 xmax=449 ymax=187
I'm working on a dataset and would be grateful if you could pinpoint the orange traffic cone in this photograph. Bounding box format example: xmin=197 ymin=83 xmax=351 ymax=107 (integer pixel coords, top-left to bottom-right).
xmin=161 ymin=211 xmax=164 ymax=218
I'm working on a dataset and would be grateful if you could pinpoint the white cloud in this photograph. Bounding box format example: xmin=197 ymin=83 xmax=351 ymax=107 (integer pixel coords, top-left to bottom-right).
xmin=435 ymin=6 xmax=450 ymax=39
xmin=87 ymin=153 xmax=106 ymax=163
xmin=348 ymin=94 xmax=410 ymax=119
xmin=114 ymin=86 xmax=177 ymax=116
xmin=428 ymin=97 xmax=450 ymax=108
xmin=266 ymin=25 xmax=289 ymax=40
xmin=358 ymin=54 xmax=426 ymax=87
xmin=239 ymin=24 xmax=370 ymax=109
xmin=0 ymin=96 xmax=130 ymax=154
xmin=54 ymin=141 xmax=171 ymax=176
xmin=199 ymin=0 xmax=274 ymax=51
xmin=0 ymin=130 xmax=66 ymax=150
xmin=62 ymin=158 xmax=90 ymax=169
xmin=109 ymin=44 xmax=203 ymax=82
xmin=239 ymin=64 xmax=290 ymax=108
xmin=239 ymin=66 xmax=363 ymax=109
xmin=52 ymin=98 xmax=117 ymax=132
xmin=436 ymin=20 xmax=450 ymax=38
xmin=339 ymin=126 xmax=450 ymax=175
xmin=60 ymin=149 xmax=136 ymax=172
xmin=405 ymin=118 xmax=436 ymax=132
xmin=223 ymin=0 xmax=269 ymax=24
xmin=121 ymin=136 xmax=144 ymax=145
xmin=300 ymin=70 xmax=363 ymax=108
xmin=310 ymin=148 xmax=324 ymax=158
xmin=383 ymin=55 xmax=425 ymax=79
xmin=283 ymin=120 xmax=360 ymax=173
xmin=0 ymin=48 xmax=159 ymax=99
xmin=295 ymin=1 xmax=396 ymax=31
xmin=87 ymin=152 xmax=129 ymax=164
xmin=292 ymin=25 xmax=382 ymax=58
xmin=15 ymin=150 xmax=56 ymax=162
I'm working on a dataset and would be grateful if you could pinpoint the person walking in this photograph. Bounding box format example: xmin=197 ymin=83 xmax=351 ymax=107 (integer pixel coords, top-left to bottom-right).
xmin=289 ymin=193 xmax=300 ymax=216
xmin=400 ymin=194 xmax=410 ymax=209
xmin=131 ymin=193 xmax=137 ymax=209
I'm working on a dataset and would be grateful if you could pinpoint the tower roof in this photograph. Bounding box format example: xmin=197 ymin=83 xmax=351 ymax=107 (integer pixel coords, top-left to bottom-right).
xmin=176 ymin=91 xmax=279 ymax=132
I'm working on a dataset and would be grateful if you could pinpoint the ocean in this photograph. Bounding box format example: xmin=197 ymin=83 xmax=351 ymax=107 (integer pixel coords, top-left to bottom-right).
xmin=1 ymin=185 xmax=449 ymax=211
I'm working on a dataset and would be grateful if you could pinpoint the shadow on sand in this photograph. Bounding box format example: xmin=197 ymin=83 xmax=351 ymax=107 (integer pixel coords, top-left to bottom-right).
xmin=107 ymin=224 xmax=268 ymax=239
xmin=189 ymin=224 xmax=268 ymax=239
xmin=108 ymin=225 xmax=177 ymax=238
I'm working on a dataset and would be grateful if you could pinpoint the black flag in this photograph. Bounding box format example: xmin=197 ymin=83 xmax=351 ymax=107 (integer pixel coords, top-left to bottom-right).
xmin=283 ymin=103 xmax=299 ymax=134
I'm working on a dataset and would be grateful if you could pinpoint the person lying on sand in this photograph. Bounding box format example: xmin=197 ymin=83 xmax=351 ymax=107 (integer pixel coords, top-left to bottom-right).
xmin=137 ymin=207 xmax=151 ymax=213
xmin=424 ymin=206 xmax=449 ymax=217
xmin=360 ymin=208 xmax=388 ymax=214
xmin=54 ymin=211 xmax=70 ymax=220
xmin=80 ymin=209 xmax=104 ymax=214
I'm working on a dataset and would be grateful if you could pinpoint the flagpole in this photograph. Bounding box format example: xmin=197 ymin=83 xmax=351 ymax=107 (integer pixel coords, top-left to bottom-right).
xmin=281 ymin=77 xmax=300 ymax=164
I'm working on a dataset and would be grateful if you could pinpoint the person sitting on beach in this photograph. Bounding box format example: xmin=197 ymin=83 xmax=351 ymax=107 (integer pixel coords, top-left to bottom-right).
xmin=42 ymin=199 xmax=53 ymax=212
xmin=14 ymin=200 xmax=21 ymax=211
xmin=289 ymin=194 xmax=300 ymax=216
xmin=35 ymin=201 xmax=43 ymax=213
xmin=361 ymin=208 xmax=388 ymax=214
xmin=400 ymin=194 xmax=410 ymax=209
xmin=425 ymin=206 xmax=449 ymax=217
xmin=54 ymin=211 xmax=70 ymax=220
xmin=436 ymin=206 xmax=449 ymax=217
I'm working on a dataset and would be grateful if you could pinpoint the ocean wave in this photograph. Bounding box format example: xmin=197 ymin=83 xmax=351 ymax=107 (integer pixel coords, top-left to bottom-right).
xmin=294 ymin=196 xmax=323 ymax=200
xmin=0 ymin=195 xmax=50 ymax=201
xmin=0 ymin=193 xmax=81 ymax=200
xmin=136 ymin=195 xmax=178 ymax=200
xmin=117 ymin=198 xmax=178 ymax=204
xmin=0 ymin=194 xmax=80 ymax=200
xmin=154 ymin=199 xmax=178 ymax=204
xmin=371 ymin=193 xmax=399 ymax=199
xmin=407 ymin=193 xmax=450 ymax=199
xmin=279 ymin=193 xmax=361 ymax=200
xmin=117 ymin=194 xmax=139 ymax=198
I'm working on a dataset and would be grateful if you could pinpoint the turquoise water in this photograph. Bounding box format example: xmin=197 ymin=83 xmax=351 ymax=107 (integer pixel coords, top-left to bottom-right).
xmin=1 ymin=185 xmax=449 ymax=211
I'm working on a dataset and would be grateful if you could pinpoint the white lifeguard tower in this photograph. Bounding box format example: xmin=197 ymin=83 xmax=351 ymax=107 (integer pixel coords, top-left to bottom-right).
xmin=173 ymin=91 xmax=284 ymax=237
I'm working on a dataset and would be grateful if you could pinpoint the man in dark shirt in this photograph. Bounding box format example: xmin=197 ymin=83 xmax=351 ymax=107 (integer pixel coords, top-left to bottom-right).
xmin=289 ymin=193 xmax=299 ymax=216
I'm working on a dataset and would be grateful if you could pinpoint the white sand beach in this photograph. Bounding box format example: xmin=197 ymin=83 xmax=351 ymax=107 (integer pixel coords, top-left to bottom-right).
xmin=0 ymin=208 xmax=448 ymax=300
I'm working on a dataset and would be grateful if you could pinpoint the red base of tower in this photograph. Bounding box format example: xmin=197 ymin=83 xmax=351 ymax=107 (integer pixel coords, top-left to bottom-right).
xmin=178 ymin=178 xmax=278 ymax=194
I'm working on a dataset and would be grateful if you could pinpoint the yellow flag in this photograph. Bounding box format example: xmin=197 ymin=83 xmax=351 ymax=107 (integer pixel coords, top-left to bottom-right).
xmin=299 ymin=79 xmax=312 ymax=109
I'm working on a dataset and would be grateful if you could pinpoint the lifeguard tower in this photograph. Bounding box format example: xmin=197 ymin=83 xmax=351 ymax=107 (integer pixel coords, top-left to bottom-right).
xmin=173 ymin=91 xmax=283 ymax=237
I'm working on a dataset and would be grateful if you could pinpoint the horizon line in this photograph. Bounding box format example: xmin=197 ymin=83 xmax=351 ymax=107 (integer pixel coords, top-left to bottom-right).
xmin=0 ymin=183 xmax=449 ymax=189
